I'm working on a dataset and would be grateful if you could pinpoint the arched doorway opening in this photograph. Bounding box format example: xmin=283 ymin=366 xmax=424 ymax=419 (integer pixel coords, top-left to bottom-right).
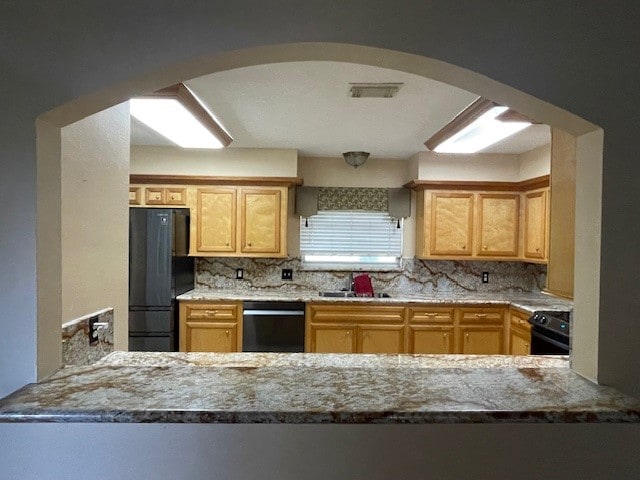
xmin=36 ymin=42 xmax=603 ymax=384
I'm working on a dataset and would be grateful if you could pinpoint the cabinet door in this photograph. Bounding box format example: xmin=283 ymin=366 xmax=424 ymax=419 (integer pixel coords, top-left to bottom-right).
xmin=196 ymin=188 xmax=237 ymax=253
xmin=309 ymin=324 xmax=357 ymax=353
xmin=129 ymin=186 xmax=141 ymax=205
xmin=477 ymin=194 xmax=519 ymax=257
xmin=359 ymin=324 xmax=405 ymax=354
xmin=184 ymin=321 xmax=238 ymax=352
xmin=409 ymin=326 xmax=455 ymax=354
xmin=524 ymin=190 xmax=547 ymax=259
xmin=165 ymin=187 xmax=187 ymax=206
xmin=145 ymin=187 xmax=165 ymax=205
xmin=458 ymin=326 xmax=503 ymax=354
xmin=510 ymin=327 xmax=531 ymax=355
xmin=430 ymin=193 xmax=474 ymax=256
xmin=240 ymin=188 xmax=282 ymax=254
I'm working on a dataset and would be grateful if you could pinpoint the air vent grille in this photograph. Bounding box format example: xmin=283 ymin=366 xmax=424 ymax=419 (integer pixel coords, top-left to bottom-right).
xmin=349 ymin=83 xmax=403 ymax=98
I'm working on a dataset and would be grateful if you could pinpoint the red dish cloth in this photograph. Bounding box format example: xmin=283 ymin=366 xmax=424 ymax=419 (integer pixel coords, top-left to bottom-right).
xmin=353 ymin=274 xmax=374 ymax=297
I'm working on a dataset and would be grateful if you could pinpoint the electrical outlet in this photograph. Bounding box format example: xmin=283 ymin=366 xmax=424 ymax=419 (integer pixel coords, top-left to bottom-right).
xmin=282 ymin=268 xmax=293 ymax=280
xmin=236 ymin=268 xmax=244 ymax=280
xmin=482 ymin=272 xmax=489 ymax=283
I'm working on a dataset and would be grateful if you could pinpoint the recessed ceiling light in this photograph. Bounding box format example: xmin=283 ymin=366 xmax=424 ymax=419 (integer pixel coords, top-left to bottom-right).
xmin=349 ymin=83 xmax=403 ymax=98
xmin=425 ymin=97 xmax=533 ymax=154
xmin=130 ymin=84 xmax=232 ymax=149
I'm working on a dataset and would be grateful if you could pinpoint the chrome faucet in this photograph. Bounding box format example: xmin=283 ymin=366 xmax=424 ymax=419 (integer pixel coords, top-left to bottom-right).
xmin=345 ymin=272 xmax=355 ymax=291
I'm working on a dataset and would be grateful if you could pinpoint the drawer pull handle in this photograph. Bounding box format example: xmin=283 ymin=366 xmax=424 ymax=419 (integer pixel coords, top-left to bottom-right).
xmin=426 ymin=313 xmax=437 ymax=317
xmin=206 ymin=310 xmax=216 ymax=317
xmin=475 ymin=313 xmax=487 ymax=318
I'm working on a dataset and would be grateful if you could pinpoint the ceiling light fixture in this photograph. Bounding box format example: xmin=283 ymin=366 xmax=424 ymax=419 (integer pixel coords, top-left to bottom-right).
xmin=130 ymin=83 xmax=232 ymax=149
xmin=343 ymin=151 xmax=370 ymax=168
xmin=349 ymin=83 xmax=403 ymax=98
xmin=425 ymin=97 xmax=533 ymax=154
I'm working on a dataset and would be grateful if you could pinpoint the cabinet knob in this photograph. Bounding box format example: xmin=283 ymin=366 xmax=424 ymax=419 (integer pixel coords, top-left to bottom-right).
xmin=247 ymin=242 xmax=252 ymax=247
xmin=225 ymin=242 xmax=229 ymax=246
xmin=525 ymin=343 xmax=529 ymax=348
xmin=483 ymin=245 xmax=488 ymax=250
xmin=535 ymin=247 xmax=540 ymax=252
xmin=462 ymin=245 xmax=466 ymax=250
xmin=443 ymin=333 xmax=448 ymax=338
xmin=465 ymin=333 xmax=470 ymax=341
xmin=225 ymin=330 xmax=230 ymax=336
xmin=346 ymin=331 xmax=351 ymax=336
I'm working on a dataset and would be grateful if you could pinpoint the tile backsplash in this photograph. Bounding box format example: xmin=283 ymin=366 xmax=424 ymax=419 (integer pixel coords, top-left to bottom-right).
xmin=196 ymin=258 xmax=546 ymax=295
xmin=62 ymin=308 xmax=114 ymax=366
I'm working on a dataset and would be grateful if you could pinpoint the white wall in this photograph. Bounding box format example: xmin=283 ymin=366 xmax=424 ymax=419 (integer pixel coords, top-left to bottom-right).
xmin=61 ymin=104 xmax=130 ymax=350
xmin=131 ymin=146 xmax=298 ymax=177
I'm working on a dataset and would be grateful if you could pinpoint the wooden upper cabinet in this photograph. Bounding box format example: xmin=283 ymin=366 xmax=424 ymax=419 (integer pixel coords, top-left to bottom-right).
xmin=196 ymin=188 xmax=237 ymax=254
xmin=477 ymin=194 xmax=519 ymax=257
xmin=430 ymin=193 xmax=474 ymax=256
xmin=524 ymin=189 xmax=547 ymax=259
xmin=240 ymin=188 xmax=282 ymax=254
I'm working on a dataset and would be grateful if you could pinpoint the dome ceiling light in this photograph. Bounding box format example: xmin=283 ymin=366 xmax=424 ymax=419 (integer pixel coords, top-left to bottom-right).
xmin=343 ymin=151 xmax=370 ymax=168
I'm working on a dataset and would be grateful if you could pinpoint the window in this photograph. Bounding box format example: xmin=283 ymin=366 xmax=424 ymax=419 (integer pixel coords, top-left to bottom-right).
xmin=300 ymin=211 xmax=403 ymax=269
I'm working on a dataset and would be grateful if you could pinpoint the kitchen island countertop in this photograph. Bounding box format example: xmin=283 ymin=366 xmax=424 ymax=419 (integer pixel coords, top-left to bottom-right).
xmin=1 ymin=352 xmax=639 ymax=424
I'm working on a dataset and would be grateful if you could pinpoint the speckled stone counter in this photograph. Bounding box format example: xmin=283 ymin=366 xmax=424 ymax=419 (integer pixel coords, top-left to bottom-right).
xmin=2 ymin=352 xmax=639 ymax=424
xmin=177 ymin=289 xmax=573 ymax=314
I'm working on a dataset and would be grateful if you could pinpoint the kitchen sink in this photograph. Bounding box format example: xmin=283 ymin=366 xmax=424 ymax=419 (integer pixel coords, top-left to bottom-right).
xmin=318 ymin=291 xmax=391 ymax=298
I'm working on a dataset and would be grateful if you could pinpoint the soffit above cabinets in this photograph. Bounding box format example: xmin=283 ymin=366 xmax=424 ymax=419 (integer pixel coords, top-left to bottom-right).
xmin=130 ymin=61 xmax=550 ymax=157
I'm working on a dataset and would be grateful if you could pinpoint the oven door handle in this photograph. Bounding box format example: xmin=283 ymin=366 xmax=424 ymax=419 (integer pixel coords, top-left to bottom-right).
xmin=531 ymin=328 xmax=570 ymax=351
xmin=243 ymin=310 xmax=305 ymax=316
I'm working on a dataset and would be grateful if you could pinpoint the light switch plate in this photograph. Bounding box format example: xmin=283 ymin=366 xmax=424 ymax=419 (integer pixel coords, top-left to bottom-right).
xmin=282 ymin=268 xmax=293 ymax=280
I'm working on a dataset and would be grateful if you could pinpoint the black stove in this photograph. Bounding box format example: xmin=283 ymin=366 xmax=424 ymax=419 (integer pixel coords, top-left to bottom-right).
xmin=528 ymin=310 xmax=571 ymax=355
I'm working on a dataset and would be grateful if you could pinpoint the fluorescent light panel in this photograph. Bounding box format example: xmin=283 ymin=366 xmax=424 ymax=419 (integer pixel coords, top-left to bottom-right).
xmin=434 ymin=106 xmax=531 ymax=153
xmin=131 ymin=97 xmax=224 ymax=149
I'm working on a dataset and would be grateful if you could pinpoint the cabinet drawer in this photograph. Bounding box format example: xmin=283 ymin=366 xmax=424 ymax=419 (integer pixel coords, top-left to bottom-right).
xmin=408 ymin=307 xmax=454 ymax=324
xmin=458 ymin=308 xmax=504 ymax=325
xmin=166 ymin=187 xmax=187 ymax=205
xmin=129 ymin=187 xmax=142 ymax=205
xmin=307 ymin=304 xmax=405 ymax=324
xmin=185 ymin=303 xmax=239 ymax=321
xmin=145 ymin=187 xmax=165 ymax=205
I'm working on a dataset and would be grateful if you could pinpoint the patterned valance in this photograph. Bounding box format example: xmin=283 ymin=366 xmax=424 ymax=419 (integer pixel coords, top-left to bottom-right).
xmin=317 ymin=187 xmax=388 ymax=212
xmin=295 ymin=186 xmax=411 ymax=218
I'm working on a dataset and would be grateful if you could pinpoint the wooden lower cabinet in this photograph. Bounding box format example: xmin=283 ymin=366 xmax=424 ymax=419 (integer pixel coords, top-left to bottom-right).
xmin=307 ymin=304 xmax=507 ymax=355
xmin=407 ymin=307 xmax=455 ymax=354
xmin=309 ymin=324 xmax=357 ymax=353
xmin=179 ymin=301 xmax=242 ymax=352
xmin=458 ymin=326 xmax=503 ymax=354
xmin=509 ymin=308 xmax=532 ymax=355
xmin=359 ymin=324 xmax=405 ymax=354
xmin=456 ymin=307 xmax=505 ymax=355
xmin=306 ymin=304 xmax=405 ymax=354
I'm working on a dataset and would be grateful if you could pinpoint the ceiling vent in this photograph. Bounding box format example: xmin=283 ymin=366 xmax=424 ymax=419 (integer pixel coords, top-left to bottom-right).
xmin=349 ymin=83 xmax=403 ymax=98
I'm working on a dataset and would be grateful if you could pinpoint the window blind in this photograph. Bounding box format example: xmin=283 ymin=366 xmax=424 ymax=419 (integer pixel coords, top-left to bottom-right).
xmin=300 ymin=211 xmax=402 ymax=264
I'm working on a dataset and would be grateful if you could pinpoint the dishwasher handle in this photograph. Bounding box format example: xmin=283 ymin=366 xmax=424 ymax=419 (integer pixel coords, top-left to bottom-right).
xmin=243 ymin=310 xmax=305 ymax=316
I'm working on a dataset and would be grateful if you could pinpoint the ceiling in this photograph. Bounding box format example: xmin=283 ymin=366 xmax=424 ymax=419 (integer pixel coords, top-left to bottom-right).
xmin=130 ymin=61 xmax=550 ymax=157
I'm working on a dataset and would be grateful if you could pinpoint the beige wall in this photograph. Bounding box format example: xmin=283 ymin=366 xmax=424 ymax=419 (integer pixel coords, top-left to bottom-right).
xmin=519 ymin=143 xmax=551 ymax=180
xmin=413 ymin=148 xmax=550 ymax=182
xmin=61 ymin=103 xmax=130 ymax=350
xmin=131 ymin=146 xmax=298 ymax=177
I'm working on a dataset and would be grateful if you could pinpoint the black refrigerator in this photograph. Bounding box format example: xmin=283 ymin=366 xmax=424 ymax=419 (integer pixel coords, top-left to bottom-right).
xmin=128 ymin=208 xmax=194 ymax=351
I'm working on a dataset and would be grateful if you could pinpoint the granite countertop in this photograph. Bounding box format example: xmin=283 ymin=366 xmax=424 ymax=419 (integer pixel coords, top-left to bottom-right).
xmin=2 ymin=352 xmax=639 ymax=424
xmin=177 ymin=289 xmax=573 ymax=314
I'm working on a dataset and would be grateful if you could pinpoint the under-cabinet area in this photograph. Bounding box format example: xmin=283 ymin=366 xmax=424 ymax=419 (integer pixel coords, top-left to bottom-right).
xmin=177 ymin=298 xmax=551 ymax=356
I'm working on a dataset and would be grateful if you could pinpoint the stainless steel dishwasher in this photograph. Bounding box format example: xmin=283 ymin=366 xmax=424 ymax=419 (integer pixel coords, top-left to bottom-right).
xmin=242 ymin=301 xmax=306 ymax=352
